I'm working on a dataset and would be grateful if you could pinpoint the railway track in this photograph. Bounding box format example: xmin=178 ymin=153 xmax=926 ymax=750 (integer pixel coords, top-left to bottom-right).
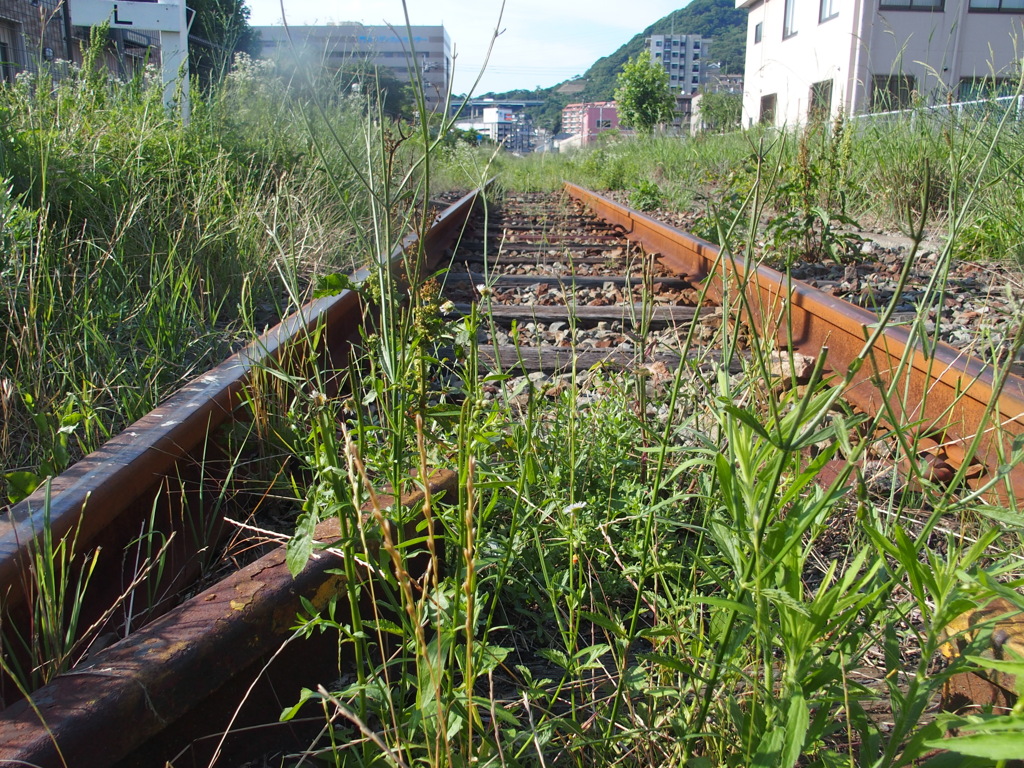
xmin=2 ymin=183 xmax=1023 ymax=765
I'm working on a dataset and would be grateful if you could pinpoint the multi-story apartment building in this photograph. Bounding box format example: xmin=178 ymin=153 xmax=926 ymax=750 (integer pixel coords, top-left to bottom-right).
xmin=739 ymin=0 xmax=1024 ymax=127
xmin=647 ymin=33 xmax=709 ymax=95
xmin=561 ymin=101 xmax=619 ymax=143
xmin=257 ymin=24 xmax=451 ymax=112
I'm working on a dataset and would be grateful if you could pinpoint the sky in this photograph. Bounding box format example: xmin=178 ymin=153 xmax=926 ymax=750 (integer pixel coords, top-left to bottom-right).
xmin=245 ymin=1 xmax=692 ymax=95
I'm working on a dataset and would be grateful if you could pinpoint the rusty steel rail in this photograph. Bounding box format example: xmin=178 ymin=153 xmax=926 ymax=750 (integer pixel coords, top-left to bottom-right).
xmin=0 ymin=188 xmax=483 ymax=695
xmin=565 ymin=182 xmax=1024 ymax=503
xmin=5 ymin=179 xmax=1022 ymax=761
xmin=0 ymin=471 xmax=458 ymax=768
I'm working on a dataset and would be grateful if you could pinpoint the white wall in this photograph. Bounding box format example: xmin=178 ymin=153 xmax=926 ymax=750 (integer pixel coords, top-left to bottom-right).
xmin=861 ymin=4 xmax=1024 ymax=110
xmin=739 ymin=0 xmax=1024 ymax=126
xmin=740 ymin=0 xmax=863 ymax=126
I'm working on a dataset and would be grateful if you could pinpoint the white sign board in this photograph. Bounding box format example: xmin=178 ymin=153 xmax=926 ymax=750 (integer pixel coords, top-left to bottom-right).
xmin=70 ymin=1 xmax=182 ymax=32
xmin=71 ymin=0 xmax=190 ymax=124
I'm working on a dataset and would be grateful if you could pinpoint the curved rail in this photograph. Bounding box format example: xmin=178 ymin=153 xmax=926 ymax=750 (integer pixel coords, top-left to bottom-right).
xmin=0 ymin=188 xmax=483 ymax=692
xmin=3 ymin=181 xmax=1022 ymax=763
xmin=565 ymin=182 xmax=1024 ymax=503
xmin=0 ymin=471 xmax=457 ymax=768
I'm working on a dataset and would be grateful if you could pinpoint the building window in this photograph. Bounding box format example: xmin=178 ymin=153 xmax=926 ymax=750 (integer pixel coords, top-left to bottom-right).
xmin=692 ymin=63 xmax=700 ymax=72
xmin=784 ymin=0 xmax=797 ymax=37
xmin=959 ymin=76 xmax=1016 ymax=99
xmin=0 ymin=21 xmax=21 ymax=85
xmin=871 ymin=74 xmax=917 ymax=111
xmin=754 ymin=22 xmax=763 ymax=43
xmin=692 ymin=76 xmax=699 ymax=84
xmin=760 ymin=93 xmax=777 ymax=124
xmin=694 ymin=41 xmax=700 ymax=49
xmin=820 ymin=0 xmax=839 ymax=20
xmin=808 ymin=79 xmax=833 ymax=120
xmin=879 ymin=0 xmax=944 ymax=8
xmin=969 ymin=0 xmax=1024 ymax=9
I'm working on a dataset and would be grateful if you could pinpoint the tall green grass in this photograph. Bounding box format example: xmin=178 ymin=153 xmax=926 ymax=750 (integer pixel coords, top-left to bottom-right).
xmin=0 ymin=39 xmax=372 ymax=503
xmin=5 ymin=24 xmax=1024 ymax=765
xmin=251 ymin=75 xmax=1024 ymax=767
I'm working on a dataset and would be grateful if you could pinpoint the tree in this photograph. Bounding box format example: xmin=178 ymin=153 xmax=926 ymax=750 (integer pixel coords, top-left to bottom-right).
xmin=341 ymin=63 xmax=413 ymax=119
xmin=614 ymin=55 xmax=676 ymax=136
xmin=188 ymin=0 xmax=260 ymax=87
xmin=697 ymin=90 xmax=741 ymax=133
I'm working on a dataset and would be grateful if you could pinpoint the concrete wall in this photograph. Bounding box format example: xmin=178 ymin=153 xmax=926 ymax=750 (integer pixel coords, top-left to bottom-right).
xmin=740 ymin=0 xmax=863 ymax=126
xmin=861 ymin=5 xmax=1024 ymax=109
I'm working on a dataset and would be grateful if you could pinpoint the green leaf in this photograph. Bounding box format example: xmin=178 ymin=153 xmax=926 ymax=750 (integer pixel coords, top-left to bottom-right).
xmin=762 ymin=588 xmax=811 ymax=618
xmin=925 ymin=730 xmax=1024 ymax=759
xmin=723 ymin=403 xmax=772 ymax=440
xmin=780 ymin=691 xmax=809 ymax=767
xmin=5 ymin=470 xmax=40 ymax=504
xmin=537 ymin=648 xmax=570 ymax=671
xmin=314 ymin=272 xmax=360 ymax=298
xmin=286 ymin=512 xmax=317 ymax=577
xmin=751 ymin=724 xmax=784 ymax=768
xmin=963 ymin=655 xmax=1024 ymax=678
xmin=972 ymin=504 xmax=1024 ymax=527
xmin=580 ymin=610 xmax=625 ymax=637
xmin=280 ymin=687 xmax=320 ymax=721
xmin=685 ymin=594 xmax=756 ymax=617
xmin=474 ymin=643 xmax=510 ymax=676
xmin=364 ymin=618 xmax=404 ymax=636
xmin=573 ymin=643 xmax=611 ymax=670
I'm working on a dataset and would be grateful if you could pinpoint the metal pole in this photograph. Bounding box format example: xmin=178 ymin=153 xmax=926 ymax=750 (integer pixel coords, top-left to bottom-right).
xmin=159 ymin=0 xmax=190 ymax=123
xmin=60 ymin=0 xmax=75 ymax=63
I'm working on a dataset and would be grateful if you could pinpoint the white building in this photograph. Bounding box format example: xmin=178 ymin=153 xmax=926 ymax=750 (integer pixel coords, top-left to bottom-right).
xmin=454 ymin=107 xmax=533 ymax=153
xmin=738 ymin=0 xmax=1024 ymax=127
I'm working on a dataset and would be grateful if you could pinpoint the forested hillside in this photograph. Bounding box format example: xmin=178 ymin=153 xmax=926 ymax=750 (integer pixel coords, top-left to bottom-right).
xmin=474 ymin=0 xmax=747 ymax=132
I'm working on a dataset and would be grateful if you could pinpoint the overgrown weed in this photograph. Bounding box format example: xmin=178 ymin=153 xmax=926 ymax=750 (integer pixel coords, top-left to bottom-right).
xmin=4 ymin=15 xmax=1024 ymax=765
xmin=272 ymin=63 xmax=1024 ymax=768
xmin=0 ymin=35 xmax=367 ymax=502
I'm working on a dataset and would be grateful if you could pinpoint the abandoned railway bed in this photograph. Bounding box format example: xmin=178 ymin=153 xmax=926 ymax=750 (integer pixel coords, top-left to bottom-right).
xmin=2 ymin=184 xmax=1023 ymax=766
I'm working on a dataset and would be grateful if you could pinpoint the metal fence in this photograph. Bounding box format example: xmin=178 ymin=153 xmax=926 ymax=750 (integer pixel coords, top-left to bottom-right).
xmin=851 ymin=93 xmax=1024 ymax=128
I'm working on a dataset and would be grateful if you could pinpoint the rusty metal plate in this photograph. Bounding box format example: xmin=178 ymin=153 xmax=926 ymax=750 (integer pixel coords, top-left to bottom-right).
xmin=941 ymin=597 xmax=1024 ymax=712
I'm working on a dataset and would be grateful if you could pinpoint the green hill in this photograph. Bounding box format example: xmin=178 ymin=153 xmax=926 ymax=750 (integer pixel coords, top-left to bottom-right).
xmin=476 ymin=0 xmax=747 ymax=132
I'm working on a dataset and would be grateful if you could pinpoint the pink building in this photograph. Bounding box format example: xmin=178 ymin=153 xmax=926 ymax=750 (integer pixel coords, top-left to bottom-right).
xmin=561 ymin=101 xmax=619 ymax=144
